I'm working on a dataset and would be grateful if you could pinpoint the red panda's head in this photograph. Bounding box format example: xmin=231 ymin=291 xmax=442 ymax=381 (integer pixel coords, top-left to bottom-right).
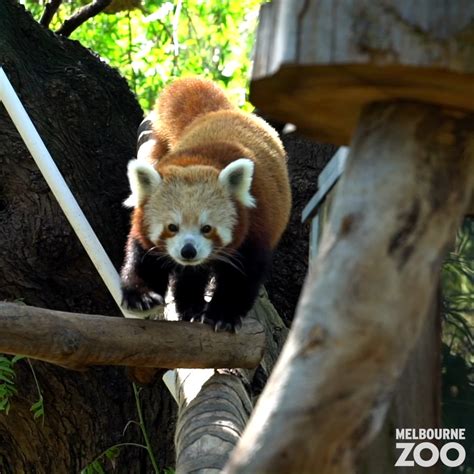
xmin=124 ymin=159 xmax=256 ymax=266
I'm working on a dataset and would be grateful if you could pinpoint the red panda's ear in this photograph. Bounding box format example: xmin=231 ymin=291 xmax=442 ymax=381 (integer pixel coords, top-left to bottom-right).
xmin=219 ymin=158 xmax=256 ymax=208
xmin=123 ymin=160 xmax=162 ymax=208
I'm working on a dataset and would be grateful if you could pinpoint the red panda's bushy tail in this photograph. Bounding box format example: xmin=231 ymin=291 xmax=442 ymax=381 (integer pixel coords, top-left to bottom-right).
xmin=154 ymin=77 xmax=233 ymax=147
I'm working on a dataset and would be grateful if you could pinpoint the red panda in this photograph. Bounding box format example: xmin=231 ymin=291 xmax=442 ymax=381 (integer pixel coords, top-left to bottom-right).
xmin=120 ymin=77 xmax=291 ymax=331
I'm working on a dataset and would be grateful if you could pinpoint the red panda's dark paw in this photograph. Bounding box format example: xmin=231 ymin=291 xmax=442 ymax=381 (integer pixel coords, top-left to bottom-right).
xmin=121 ymin=286 xmax=164 ymax=311
xmin=190 ymin=308 xmax=242 ymax=333
xmin=213 ymin=317 xmax=243 ymax=334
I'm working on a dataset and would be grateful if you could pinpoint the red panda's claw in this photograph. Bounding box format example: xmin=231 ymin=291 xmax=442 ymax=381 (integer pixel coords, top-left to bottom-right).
xmin=121 ymin=287 xmax=164 ymax=311
xmin=190 ymin=313 xmax=213 ymax=326
xmin=214 ymin=317 xmax=242 ymax=334
xmin=214 ymin=320 xmax=231 ymax=332
xmin=189 ymin=314 xmax=201 ymax=323
xmin=233 ymin=318 xmax=243 ymax=333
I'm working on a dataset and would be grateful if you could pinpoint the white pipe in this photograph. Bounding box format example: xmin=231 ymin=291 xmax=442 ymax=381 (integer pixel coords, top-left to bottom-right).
xmin=0 ymin=67 xmax=137 ymax=318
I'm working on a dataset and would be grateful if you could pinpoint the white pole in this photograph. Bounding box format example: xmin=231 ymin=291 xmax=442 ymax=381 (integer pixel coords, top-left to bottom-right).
xmin=0 ymin=67 xmax=137 ymax=318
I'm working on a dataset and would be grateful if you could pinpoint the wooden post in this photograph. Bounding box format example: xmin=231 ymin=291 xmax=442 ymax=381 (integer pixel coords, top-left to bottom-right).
xmin=226 ymin=101 xmax=474 ymax=474
xmin=225 ymin=2 xmax=474 ymax=471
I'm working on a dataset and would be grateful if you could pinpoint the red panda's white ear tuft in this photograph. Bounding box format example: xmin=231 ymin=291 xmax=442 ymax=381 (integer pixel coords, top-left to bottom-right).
xmin=123 ymin=160 xmax=162 ymax=208
xmin=219 ymin=158 xmax=256 ymax=208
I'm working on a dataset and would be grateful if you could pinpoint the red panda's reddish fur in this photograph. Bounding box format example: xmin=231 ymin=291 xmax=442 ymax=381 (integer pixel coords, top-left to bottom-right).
xmin=132 ymin=77 xmax=291 ymax=252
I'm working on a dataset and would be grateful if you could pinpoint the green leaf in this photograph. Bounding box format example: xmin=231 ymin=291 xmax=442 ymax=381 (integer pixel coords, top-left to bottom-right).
xmin=30 ymin=396 xmax=45 ymax=421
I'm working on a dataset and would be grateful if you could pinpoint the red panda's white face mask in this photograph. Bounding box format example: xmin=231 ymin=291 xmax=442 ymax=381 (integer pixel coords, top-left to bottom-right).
xmin=124 ymin=159 xmax=256 ymax=266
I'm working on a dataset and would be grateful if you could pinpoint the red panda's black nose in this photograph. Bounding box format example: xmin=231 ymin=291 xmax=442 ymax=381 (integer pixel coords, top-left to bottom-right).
xmin=181 ymin=243 xmax=197 ymax=260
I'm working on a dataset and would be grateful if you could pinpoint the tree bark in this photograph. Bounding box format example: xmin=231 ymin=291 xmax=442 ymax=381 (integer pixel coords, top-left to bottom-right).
xmin=269 ymin=132 xmax=337 ymax=325
xmin=225 ymin=102 xmax=474 ymax=473
xmin=173 ymin=370 xmax=252 ymax=474
xmin=0 ymin=302 xmax=264 ymax=370
xmin=0 ymin=2 xmax=178 ymax=472
xmin=357 ymin=292 xmax=441 ymax=474
xmin=39 ymin=0 xmax=62 ymax=27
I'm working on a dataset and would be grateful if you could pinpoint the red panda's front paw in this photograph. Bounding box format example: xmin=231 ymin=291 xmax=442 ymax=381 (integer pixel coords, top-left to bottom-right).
xmin=121 ymin=286 xmax=164 ymax=311
xmin=213 ymin=317 xmax=243 ymax=334
xmin=191 ymin=307 xmax=243 ymax=333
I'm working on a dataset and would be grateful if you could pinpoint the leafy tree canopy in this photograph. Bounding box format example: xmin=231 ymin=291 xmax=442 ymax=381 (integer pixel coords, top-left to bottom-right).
xmin=22 ymin=0 xmax=263 ymax=111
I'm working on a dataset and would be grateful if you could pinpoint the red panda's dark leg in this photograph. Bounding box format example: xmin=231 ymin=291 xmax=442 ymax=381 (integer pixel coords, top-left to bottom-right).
xmin=120 ymin=235 xmax=170 ymax=311
xmin=173 ymin=267 xmax=209 ymax=321
xmin=203 ymin=240 xmax=272 ymax=332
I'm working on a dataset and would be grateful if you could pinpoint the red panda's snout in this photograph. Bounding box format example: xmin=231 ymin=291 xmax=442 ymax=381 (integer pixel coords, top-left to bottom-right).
xmin=165 ymin=229 xmax=215 ymax=266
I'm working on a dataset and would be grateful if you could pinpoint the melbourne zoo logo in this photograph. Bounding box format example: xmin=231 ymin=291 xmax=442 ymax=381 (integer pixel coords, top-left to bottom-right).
xmin=395 ymin=429 xmax=466 ymax=468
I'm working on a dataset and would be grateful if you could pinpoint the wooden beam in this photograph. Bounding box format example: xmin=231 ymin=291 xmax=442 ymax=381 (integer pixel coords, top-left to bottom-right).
xmin=251 ymin=1 xmax=474 ymax=146
xmin=0 ymin=302 xmax=265 ymax=370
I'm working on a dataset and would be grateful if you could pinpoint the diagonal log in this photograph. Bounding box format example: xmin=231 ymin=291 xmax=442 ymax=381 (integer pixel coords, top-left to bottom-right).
xmin=169 ymin=290 xmax=289 ymax=474
xmin=0 ymin=302 xmax=265 ymax=370
xmin=225 ymin=102 xmax=474 ymax=473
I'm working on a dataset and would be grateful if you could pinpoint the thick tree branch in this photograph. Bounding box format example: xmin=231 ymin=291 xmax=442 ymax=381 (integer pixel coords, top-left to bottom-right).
xmin=0 ymin=302 xmax=265 ymax=370
xmin=56 ymin=0 xmax=112 ymax=37
xmin=40 ymin=0 xmax=62 ymax=28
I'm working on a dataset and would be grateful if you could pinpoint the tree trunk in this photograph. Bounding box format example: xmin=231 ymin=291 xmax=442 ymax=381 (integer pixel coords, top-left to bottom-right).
xmin=0 ymin=2 xmax=178 ymax=471
xmin=226 ymin=102 xmax=474 ymax=473
xmin=357 ymin=292 xmax=441 ymax=473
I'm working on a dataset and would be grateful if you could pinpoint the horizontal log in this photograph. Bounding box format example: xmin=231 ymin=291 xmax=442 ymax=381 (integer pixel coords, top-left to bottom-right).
xmin=0 ymin=303 xmax=265 ymax=370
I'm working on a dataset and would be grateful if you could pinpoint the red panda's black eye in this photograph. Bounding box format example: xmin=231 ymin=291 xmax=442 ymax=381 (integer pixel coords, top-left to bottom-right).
xmin=201 ymin=225 xmax=212 ymax=234
xmin=168 ymin=224 xmax=179 ymax=233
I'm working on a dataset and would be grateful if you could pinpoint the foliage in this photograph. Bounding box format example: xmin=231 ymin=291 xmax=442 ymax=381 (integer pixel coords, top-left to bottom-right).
xmin=81 ymin=446 xmax=121 ymax=474
xmin=441 ymin=217 xmax=474 ymax=473
xmin=21 ymin=0 xmax=263 ymax=111
xmin=442 ymin=217 xmax=474 ymax=363
xmin=28 ymin=358 xmax=45 ymax=423
xmin=132 ymin=382 xmax=159 ymax=472
xmin=0 ymin=354 xmax=45 ymax=423
xmin=0 ymin=355 xmax=24 ymax=414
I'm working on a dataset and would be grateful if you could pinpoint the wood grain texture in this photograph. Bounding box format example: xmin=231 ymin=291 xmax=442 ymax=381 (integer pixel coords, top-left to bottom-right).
xmin=225 ymin=102 xmax=474 ymax=474
xmin=357 ymin=294 xmax=441 ymax=474
xmin=251 ymin=0 xmax=474 ymax=145
xmin=0 ymin=302 xmax=265 ymax=370
xmin=174 ymin=371 xmax=252 ymax=474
